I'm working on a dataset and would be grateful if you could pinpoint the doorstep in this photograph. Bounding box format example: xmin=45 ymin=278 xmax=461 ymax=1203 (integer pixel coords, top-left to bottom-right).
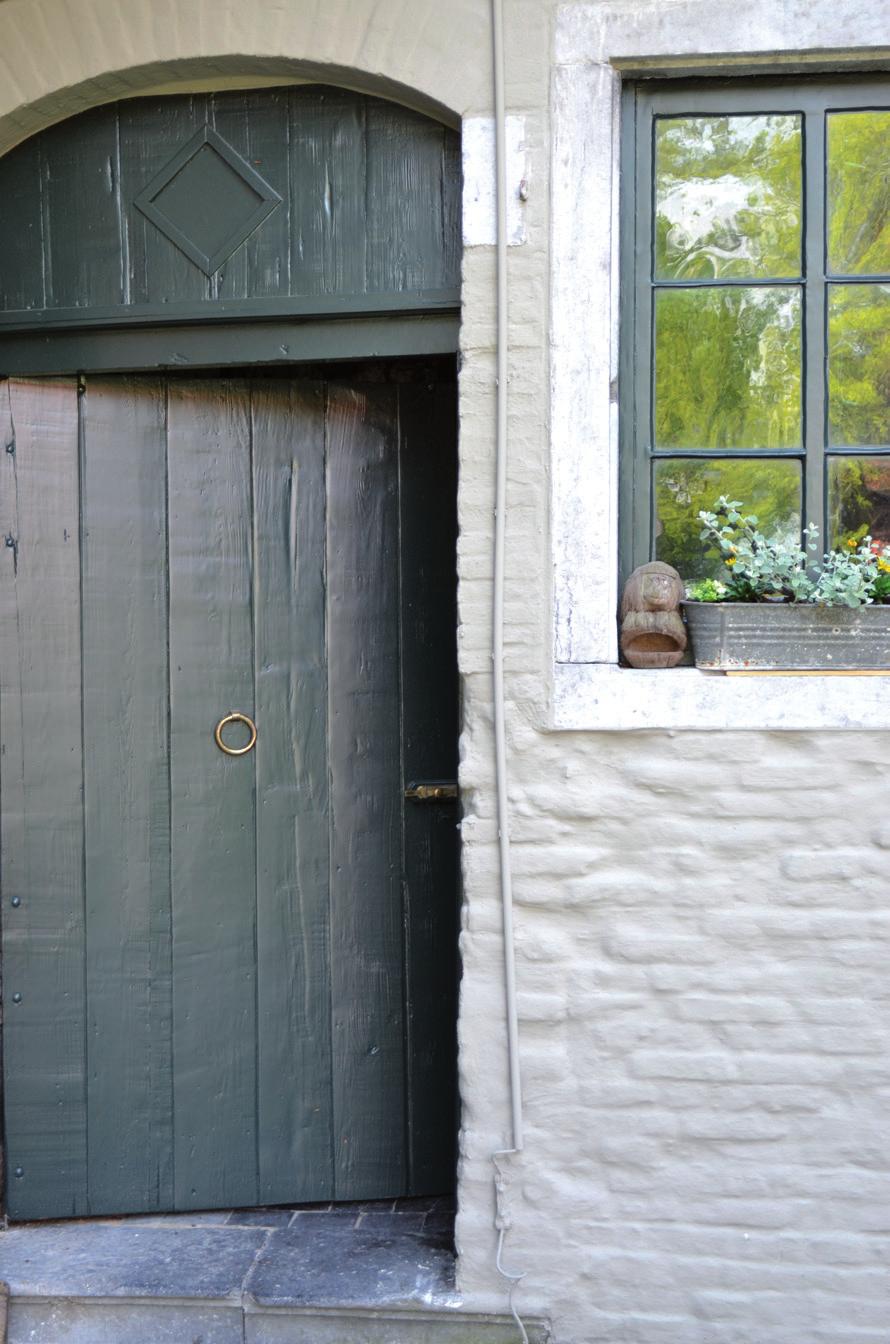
xmin=0 ymin=1198 xmax=549 ymax=1343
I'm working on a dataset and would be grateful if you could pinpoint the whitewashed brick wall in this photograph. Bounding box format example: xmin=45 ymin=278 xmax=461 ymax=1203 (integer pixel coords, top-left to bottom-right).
xmin=457 ymin=728 xmax=890 ymax=1341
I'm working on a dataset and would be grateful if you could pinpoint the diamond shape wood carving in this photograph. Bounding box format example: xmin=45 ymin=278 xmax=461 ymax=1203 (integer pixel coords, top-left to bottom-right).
xmin=134 ymin=125 xmax=282 ymax=276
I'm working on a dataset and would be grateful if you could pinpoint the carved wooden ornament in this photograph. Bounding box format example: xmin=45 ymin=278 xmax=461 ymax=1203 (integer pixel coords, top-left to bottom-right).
xmin=620 ymin=561 xmax=687 ymax=668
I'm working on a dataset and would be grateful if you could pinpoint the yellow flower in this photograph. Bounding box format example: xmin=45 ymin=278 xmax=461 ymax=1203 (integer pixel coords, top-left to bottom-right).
xmin=847 ymin=538 xmax=857 ymax=549
xmin=879 ymin=558 xmax=890 ymax=574
xmin=725 ymin=557 xmax=736 ymax=567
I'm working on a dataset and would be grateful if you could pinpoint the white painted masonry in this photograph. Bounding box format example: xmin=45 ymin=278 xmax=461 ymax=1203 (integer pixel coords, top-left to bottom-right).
xmin=0 ymin=1 xmax=888 ymax=1341
xmin=462 ymin=116 xmax=528 ymax=247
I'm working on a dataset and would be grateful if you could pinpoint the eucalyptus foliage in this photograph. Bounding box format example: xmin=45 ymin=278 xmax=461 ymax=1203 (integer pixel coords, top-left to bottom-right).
xmin=692 ymin=497 xmax=890 ymax=606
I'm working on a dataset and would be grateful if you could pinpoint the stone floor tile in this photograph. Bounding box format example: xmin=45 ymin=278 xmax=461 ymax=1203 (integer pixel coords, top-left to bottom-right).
xmin=226 ymin=1209 xmax=293 ymax=1228
xmin=391 ymin=1195 xmax=449 ymax=1215
xmin=244 ymin=1307 xmax=542 ymax=1344
xmin=287 ymin=1211 xmax=361 ymax=1232
xmin=0 ymin=1223 xmax=267 ymax=1298
xmin=9 ymin=1298 xmax=243 ymax=1344
xmin=244 ymin=1218 xmax=456 ymax=1308
xmin=355 ymin=1212 xmax=428 ymax=1233
xmin=95 ymin=1211 xmax=233 ymax=1228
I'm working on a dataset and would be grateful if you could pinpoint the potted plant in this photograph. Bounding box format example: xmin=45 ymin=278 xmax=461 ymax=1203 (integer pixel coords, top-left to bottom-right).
xmin=682 ymin=498 xmax=890 ymax=670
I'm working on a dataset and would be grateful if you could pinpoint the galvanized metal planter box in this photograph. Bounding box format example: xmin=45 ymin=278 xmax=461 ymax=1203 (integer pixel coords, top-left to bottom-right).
xmin=682 ymin=601 xmax=890 ymax=671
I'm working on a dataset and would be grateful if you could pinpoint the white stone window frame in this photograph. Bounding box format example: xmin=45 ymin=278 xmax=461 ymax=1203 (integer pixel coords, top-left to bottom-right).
xmin=550 ymin=0 xmax=890 ymax=730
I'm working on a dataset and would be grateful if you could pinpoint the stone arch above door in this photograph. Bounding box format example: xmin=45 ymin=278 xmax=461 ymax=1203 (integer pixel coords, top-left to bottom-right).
xmin=0 ymin=84 xmax=461 ymax=328
xmin=0 ymin=0 xmax=489 ymax=154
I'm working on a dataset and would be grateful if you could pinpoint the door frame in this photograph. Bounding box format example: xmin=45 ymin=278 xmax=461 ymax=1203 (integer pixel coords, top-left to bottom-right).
xmin=0 ymin=312 xmax=458 ymax=378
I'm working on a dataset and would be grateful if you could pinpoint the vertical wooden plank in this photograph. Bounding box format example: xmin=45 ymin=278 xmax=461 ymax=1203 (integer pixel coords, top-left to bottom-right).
xmin=40 ymin=108 xmax=125 ymax=310
xmin=119 ymin=97 xmax=211 ymax=307
xmin=0 ymin=137 xmax=46 ymax=312
xmin=0 ymin=378 xmax=88 ymax=1219
xmin=397 ymin=374 xmax=460 ymax=1194
xmin=365 ymin=102 xmax=452 ymax=293
xmin=289 ymin=86 xmax=367 ymax=298
xmin=211 ymin=90 xmax=291 ymax=302
xmin=80 ymin=376 xmax=172 ymax=1214
xmin=326 ymin=381 xmax=405 ymax=1199
xmin=251 ymin=379 xmax=333 ymax=1203
xmin=441 ymin=129 xmax=463 ymax=291
xmin=167 ymin=378 xmax=258 ymax=1211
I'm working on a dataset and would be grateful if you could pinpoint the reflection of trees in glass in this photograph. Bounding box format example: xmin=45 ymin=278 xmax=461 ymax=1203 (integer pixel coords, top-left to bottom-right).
xmin=829 ymin=456 xmax=890 ymax=548
xmin=656 ymin=286 xmax=801 ymax=449
xmin=655 ymin=115 xmax=801 ymax=279
xmin=645 ymin=101 xmax=890 ymax=581
xmin=655 ymin=458 xmax=801 ymax=580
xmin=829 ymin=285 xmax=890 ymax=446
xmin=828 ymin=112 xmax=890 ymax=275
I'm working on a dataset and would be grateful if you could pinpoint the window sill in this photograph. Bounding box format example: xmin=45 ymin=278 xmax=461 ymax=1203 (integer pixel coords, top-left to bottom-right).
xmin=551 ymin=662 xmax=890 ymax=732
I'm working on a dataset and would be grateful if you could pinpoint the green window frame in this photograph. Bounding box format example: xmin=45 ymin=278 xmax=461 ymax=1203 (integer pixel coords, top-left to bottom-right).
xmin=620 ymin=76 xmax=890 ymax=586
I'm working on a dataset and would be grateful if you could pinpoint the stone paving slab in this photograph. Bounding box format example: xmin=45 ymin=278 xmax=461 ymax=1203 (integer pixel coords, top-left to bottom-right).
xmin=244 ymin=1213 xmax=457 ymax=1308
xmin=225 ymin=1209 xmax=294 ymax=1228
xmin=0 ymin=1223 xmax=267 ymax=1298
xmin=0 ymin=1196 xmax=456 ymax=1309
xmin=10 ymin=1296 xmax=243 ymax=1344
xmin=9 ymin=1298 xmax=550 ymax=1344
xmin=244 ymin=1306 xmax=551 ymax=1344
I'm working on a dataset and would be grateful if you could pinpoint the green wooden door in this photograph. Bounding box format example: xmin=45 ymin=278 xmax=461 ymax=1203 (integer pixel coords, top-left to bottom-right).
xmin=0 ymin=363 xmax=459 ymax=1220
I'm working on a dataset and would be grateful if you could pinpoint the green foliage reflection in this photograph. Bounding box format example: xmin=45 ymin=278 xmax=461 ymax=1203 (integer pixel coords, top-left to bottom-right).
xmin=828 ymin=285 xmax=890 ymax=446
xmin=829 ymin=456 xmax=890 ymax=549
xmin=655 ymin=287 xmax=801 ymax=449
xmin=655 ymin=115 xmax=801 ymax=279
xmin=828 ymin=112 xmax=890 ymax=275
xmin=647 ymin=105 xmax=890 ymax=579
xmin=655 ymin=458 xmax=801 ymax=580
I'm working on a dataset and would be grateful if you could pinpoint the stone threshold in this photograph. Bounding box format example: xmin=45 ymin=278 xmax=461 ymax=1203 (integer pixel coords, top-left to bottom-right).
xmin=10 ymin=1296 xmax=549 ymax=1343
xmin=0 ymin=1197 xmax=550 ymax=1343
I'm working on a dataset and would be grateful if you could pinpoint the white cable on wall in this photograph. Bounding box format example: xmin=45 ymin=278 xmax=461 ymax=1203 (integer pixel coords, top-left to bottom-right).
xmin=490 ymin=0 xmax=528 ymax=1339
xmin=492 ymin=0 xmax=523 ymax=1171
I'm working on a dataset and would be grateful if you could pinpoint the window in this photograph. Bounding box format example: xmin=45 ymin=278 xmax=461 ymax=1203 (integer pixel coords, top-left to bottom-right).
xmin=621 ymin=78 xmax=890 ymax=586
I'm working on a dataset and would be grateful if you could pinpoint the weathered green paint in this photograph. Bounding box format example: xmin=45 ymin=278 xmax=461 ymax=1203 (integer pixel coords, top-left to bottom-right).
xmin=1 ymin=362 xmax=459 ymax=1219
xmin=81 ymin=376 xmax=173 ymax=1215
xmin=0 ymin=86 xmax=460 ymax=329
xmin=251 ymin=378 xmax=334 ymax=1205
xmin=327 ymin=381 xmax=406 ymax=1199
xmin=167 ymin=379 xmax=260 ymax=1211
xmin=0 ymin=378 xmax=89 ymax=1219
xmin=0 ymin=314 xmax=460 ymax=377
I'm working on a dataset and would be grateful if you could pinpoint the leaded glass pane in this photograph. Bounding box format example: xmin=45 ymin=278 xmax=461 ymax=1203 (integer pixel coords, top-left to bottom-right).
xmin=828 ymin=111 xmax=890 ymax=276
xmin=655 ymin=286 xmax=802 ymax=450
xmin=655 ymin=457 xmax=802 ymax=580
xmin=654 ymin=115 xmax=802 ymax=280
xmin=828 ymin=284 xmax=890 ymax=446
xmin=828 ymin=456 xmax=890 ymax=549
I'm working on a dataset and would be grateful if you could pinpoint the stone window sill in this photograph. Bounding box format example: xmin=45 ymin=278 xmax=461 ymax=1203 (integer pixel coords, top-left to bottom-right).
xmin=551 ymin=662 xmax=890 ymax=732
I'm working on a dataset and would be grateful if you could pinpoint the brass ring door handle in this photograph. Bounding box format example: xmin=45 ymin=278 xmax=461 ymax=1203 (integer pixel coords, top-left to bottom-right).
xmin=214 ymin=712 xmax=257 ymax=756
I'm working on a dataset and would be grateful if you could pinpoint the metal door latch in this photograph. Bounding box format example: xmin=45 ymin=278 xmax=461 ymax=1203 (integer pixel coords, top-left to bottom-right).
xmin=404 ymin=781 xmax=458 ymax=802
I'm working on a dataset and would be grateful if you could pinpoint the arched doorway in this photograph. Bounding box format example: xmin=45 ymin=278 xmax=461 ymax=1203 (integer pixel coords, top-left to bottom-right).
xmin=0 ymin=85 xmax=461 ymax=1221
